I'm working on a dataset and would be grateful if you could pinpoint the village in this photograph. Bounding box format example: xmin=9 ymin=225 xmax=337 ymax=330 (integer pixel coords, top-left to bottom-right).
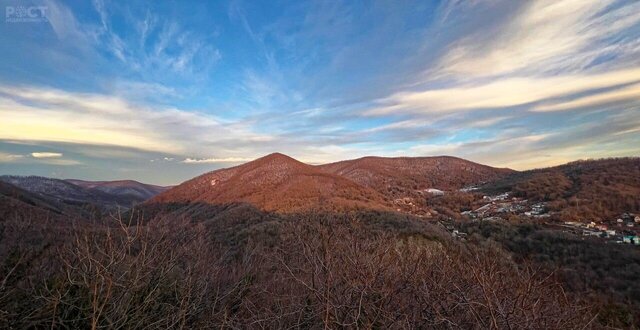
xmin=429 ymin=188 xmax=640 ymax=246
xmin=559 ymin=213 xmax=640 ymax=245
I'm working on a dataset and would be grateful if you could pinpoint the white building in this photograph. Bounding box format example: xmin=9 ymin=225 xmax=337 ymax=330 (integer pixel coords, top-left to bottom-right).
xmin=425 ymin=188 xmax=444 ymax=196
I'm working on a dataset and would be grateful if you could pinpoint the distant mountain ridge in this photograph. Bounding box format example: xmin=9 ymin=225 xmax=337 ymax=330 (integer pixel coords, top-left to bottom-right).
xmin=0 ymin=176 xmax=168 ymax=213
xmin=66 ymin=179 xmax=169 ymax=201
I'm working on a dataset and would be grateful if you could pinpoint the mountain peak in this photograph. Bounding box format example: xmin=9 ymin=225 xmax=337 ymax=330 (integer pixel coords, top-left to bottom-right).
xmin=239 ymin=152 xmax=308 ymax=173
xmin=255 ymin=152 xmax=299 ymax=163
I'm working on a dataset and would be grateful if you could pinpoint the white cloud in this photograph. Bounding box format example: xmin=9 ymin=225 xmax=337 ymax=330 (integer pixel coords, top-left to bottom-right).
xmin=31 ymin=152 xmax=63 ymax=158
xmin=353 ymin=0 xmax=640 ymax=170
xmin=0 ymin=151 xmax=80 ymax=165
xmin=437 ymin=0 xmax=640 ymax=77
xmin=29 ymin=152 xmax=80 ymax=165
xmin=0 ymin=85 xmax=275 ymax=157
xmin=366 ymin=67 xmax=640 ymax=115
xmin=182 ymin=157 xmax=253 ymax=164
xmin=44 ymin=0 xmax=88 ymax=41
xmin=533 ymin=82 xmax=640 ymax=112
xmin=41 ymin=159 xmax=82 ymax=166
xmin=0 ymin=153 xmax=24 ymax=162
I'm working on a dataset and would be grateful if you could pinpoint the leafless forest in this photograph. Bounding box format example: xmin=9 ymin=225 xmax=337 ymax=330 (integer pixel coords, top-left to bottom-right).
xmin=0 ymin=210 xmax=597 ymax=329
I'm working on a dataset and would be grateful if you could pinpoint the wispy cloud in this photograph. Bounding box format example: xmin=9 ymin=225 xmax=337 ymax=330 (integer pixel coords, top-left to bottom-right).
xmin=366 ymin=67 xmax=640 ymax=115
xmin=0 ymin=85 xmax=273 ymax=157
xmin=0 ymin=151 xmax=80 ymax=166
xmin=533 ymin=82 xmax=640 ymax=112
xmin=182 ymin=157 xmax=253 ymax=164
xmin=436 ymin=0 xmax=640 ymax=77
xmin=361 ymin=0 xmax=640 ymax=119
xmin=37 ymin=158 xmax=82 ymax=166
xmin=408 ymin=109 xmax=640 ymax=170
xmin=31 ymin=152 xmax=62 ymax=158
xmin=0 ymin=153 xmax=24 ymax=162
xmin=352 ymin=0 xmax=640 ymax=169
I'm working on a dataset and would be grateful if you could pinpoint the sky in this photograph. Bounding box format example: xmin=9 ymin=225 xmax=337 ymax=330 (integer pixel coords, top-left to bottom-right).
xmin=0 ymin=0 xmax=639 ymax=185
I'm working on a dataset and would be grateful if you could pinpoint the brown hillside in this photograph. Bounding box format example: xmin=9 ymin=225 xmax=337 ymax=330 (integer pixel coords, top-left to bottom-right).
xmin=482 ymin=157 xmax=640 ymax=221
xmin=149 ymin=153 xmax=389 ymax=213
xmin=318 ymin=156 xmax=513 ymax=199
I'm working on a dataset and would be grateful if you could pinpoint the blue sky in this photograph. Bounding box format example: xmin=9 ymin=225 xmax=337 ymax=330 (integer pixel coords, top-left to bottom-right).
xmin=0 ymin=0 xmax=639 ymax=185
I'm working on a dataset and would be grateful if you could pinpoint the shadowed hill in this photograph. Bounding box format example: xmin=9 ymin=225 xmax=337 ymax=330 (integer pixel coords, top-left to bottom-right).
xmin=1 ymin=176 xmax=167 ymax=212
xmin=0 ymin=175 xmax=142 ymax=210
xmin=0 ymin=181 xmax=67 ymax=221
xmin=66 ymin=179 xmax=169 ymax=202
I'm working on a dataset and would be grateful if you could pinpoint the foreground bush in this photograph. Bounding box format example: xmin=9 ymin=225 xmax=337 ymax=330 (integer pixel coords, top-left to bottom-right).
xmin=0 ymin=212 xmax=593 ymax=328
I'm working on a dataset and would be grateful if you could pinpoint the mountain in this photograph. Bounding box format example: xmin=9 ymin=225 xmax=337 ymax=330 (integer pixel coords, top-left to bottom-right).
xmin=0 ymin=180 xmax=66 ymax=220
xmin=318 ymin=156 xmax=513 ymax=200
xmin=149 ymin=153 xmax=389 ymax=214
xmin=480 ymin=157 xmax=640 ymax=221
xmin=0 ymin=175 xmax=116 ymax=205
xmin=0 ymin=175 xmax=161 ymax=214
xmin=66 ymin=179 xmax=169 ymax=202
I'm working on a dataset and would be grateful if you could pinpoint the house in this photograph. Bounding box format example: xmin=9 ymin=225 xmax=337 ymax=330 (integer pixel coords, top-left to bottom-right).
xmin=582 ymin=230 xmax=601 ymax=237
xmin=452 ymin=230 xmax=468 ymax=239
xmin=425 ymin=188 xmax=444 ymax=196
xmin=461 ymin=210 xmax=475 ymax=218
xmin=483 ymin=193 xmax=509 ymax=202
xmin=475 ymin=203 xmax=493 ymax=214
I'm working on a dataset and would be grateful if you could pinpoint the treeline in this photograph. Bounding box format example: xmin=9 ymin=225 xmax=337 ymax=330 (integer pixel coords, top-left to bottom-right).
xmin=461 ymin=221 xmax=640 ymax=328
xmin=0 ymin=209 xmax=593 ymax=329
